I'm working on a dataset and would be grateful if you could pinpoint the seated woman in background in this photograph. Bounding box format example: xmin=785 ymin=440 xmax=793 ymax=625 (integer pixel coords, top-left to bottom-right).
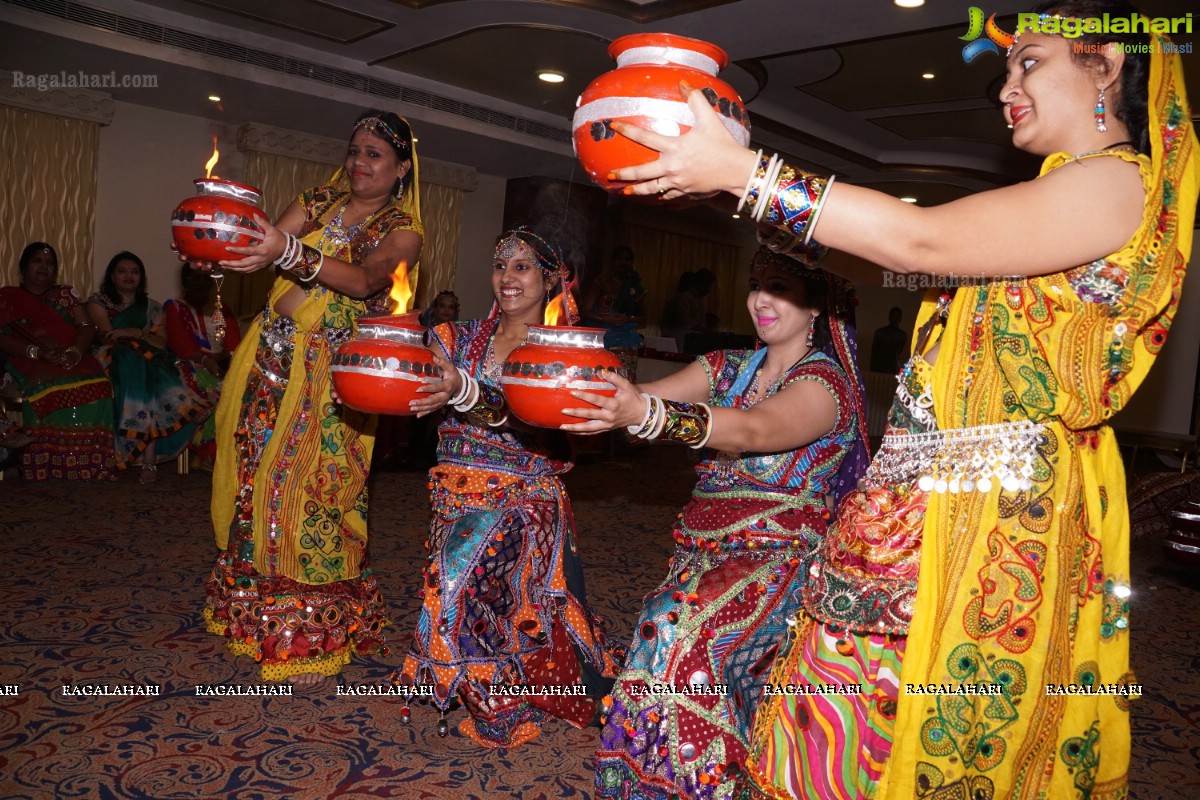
xmin=0 ymin=242 xmax=116 ymax=481
xmin=164 ymin=263 xmax=242 ymax=470
xmin=87 ymin=251 xmax=213 ymax=483
xmin=419 ymin=289 xmax=460 ymax=328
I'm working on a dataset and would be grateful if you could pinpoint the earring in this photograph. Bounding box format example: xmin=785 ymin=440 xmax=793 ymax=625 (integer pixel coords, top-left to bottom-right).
xmin=806 ymin=314 xmax=817 ymax=348
xmin=1094 ymin=87 xmax=1107 ymax=133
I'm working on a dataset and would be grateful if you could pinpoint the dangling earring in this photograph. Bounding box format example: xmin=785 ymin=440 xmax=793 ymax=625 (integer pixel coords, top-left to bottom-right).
xmin=1094 ymin=87 xmax=1108 ymax=133
xmin=806 ymin=314 xmax=817 ymax=348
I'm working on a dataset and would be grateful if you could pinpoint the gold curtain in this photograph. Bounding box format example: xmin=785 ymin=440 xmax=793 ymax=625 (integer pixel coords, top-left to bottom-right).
xmin=0 ymin=106 xmax=99 ymax=292
xmin=230 ymin=150 xmax=462 ymax=318
xmin=414 ymin=181 xmax=462 ymax=311
xmin=619 ymin=223 xmax=749 ymax=337
xmin=232 ymin=150 xmax=339 ymax=319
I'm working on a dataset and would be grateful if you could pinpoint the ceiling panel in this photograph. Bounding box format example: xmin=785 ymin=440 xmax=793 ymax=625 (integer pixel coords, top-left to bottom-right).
xmin=871 ymin=107 xmax=1014 ymax=148
xmin=375 ymin=27 xmax=612 ymax=122
xmin=794 ymin=27 xmax=1005 ymax=112
xmin=382 ymin=0 xmax=740 ymax=23
xmin=184 ymin=0 xmax=391 ymax=44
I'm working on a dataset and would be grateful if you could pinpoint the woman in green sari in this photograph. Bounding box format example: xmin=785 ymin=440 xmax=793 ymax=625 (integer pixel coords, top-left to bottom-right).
xmin=87 ymin=251 xmax=215 ymax=482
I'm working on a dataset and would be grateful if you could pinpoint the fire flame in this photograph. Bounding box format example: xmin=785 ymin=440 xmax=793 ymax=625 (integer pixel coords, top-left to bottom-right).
xmin=544 ymin=291 xmax=565 ymax=326
xmin=389 ymin=261 xmax=413 ymax=314
xmin=204 ymin=136 xmax=220 ymax=179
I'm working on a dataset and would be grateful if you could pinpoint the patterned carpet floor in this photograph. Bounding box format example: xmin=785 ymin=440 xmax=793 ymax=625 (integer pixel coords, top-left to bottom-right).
xmin=0 ymin=448 xmax=1197 ymax=800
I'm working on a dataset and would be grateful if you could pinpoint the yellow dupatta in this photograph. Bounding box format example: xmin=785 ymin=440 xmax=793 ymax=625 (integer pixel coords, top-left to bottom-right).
xmin=880 ymin=34 xmax=1198 ymax=800
xmin=210 ymin=186 xmax=421 ymax=585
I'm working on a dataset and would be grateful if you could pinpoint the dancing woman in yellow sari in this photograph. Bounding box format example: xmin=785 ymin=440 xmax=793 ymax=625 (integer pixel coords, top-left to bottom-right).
xmin=603 ymin=0 xmax=1197 ymax=796
xmin=201 ymin=110 xmax=423 ymax=685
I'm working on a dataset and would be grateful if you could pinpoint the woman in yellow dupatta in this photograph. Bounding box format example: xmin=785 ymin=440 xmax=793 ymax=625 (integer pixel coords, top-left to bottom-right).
xmin=201 ymin=110 xmax=423 ymax=685
xmin=600 ymin=0 xmax=1197 ymax=796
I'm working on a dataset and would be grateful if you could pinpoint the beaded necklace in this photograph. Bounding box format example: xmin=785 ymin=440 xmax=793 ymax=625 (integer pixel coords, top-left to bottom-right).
xmin=1061 ymin=141 xmax=1136 ymax=165
xmin=317 ymin=202 xmax=383 ymax=254
xmin=740 ymin=347 xmax=815 ymax=409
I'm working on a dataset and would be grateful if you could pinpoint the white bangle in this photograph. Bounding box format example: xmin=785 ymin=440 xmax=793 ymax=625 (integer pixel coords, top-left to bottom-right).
xmin=642 ymin=395 xmax=667 ymax=440
xmin=274 ymin=233 xmax=302 ymax=270
xmin=754 ymin=156 xmax=785 ymax=223
xmin=736 ymin=148 xmax=764 ymax=214
xmin=299 ymin=251 xmax=324 ymax=283
xmin=453 ymin=377 xmax=481 ymax=412
xmin=803 ymin=174 xmax=836 ymax=246
xmin=626 ymin=393 xmax=653 ymax=435
xmin=448 ymin=367 xmax=473 ymax=407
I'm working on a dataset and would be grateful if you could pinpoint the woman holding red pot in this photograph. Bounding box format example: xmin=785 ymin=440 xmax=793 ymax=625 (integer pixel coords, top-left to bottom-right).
xmin=392 ymin=228 xmax=623 ymax=747
xmin=198 ymin=109 xmax=423 ymax=687
xmin=563 ymin=246 xmax=867 ymax=800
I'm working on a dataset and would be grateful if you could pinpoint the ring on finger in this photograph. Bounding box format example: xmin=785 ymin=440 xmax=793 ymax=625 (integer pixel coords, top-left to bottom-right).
xmin=656 ymin=180 xmax=667 ymax=196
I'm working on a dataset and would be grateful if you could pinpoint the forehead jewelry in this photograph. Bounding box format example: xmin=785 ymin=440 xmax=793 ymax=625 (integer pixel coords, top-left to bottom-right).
xmin=353 ymin=116 xmax=410 ymax=154
xmin=496 ymin=235 xmax=529 ymax=262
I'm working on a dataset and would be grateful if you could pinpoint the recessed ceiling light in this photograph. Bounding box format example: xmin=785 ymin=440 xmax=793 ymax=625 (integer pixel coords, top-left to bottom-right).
xmin=900 ymin=196 xmax=918 ymax=203
xmin=208 ymin=95 xmax=221 ymax=102
xmin=537 ymin=70 xmax=565 ymax=84
xmin=895 ymin=0 xmax=925 ymax=7
xmin=731 ymin=213 xmax=740 ymax=219
xmin=921 ymin=72 xmax=935 ymax=80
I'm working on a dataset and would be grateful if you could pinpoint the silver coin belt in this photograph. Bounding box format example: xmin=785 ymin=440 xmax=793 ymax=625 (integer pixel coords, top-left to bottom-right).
xmin=258 ymin=310 xmax=354 ymax=387
xmin=862 ymin=419 xmax=1048 ymax=494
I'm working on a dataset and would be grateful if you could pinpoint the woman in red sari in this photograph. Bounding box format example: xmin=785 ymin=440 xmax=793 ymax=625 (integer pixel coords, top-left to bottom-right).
xmin=0 ymin=242 xmax=116 ymax=480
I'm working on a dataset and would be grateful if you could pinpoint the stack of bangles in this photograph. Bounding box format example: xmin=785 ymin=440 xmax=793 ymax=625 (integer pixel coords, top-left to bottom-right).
xmin=25 ymin=344 xmax=81 ymax=368
xmin=275 ymin=233 xmax=325 ymax=282
xmin=625 ymin=393 xmax=713 ymax=449
xmin=448 ymin=367 xmax=508 ymax=427
xmin=736 ymin=148 xmax=835 ymax=247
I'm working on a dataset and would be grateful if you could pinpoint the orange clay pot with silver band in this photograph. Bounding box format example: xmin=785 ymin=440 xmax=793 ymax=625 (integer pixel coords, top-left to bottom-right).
xmin=332 ymin=314 xmax=442 ymax=415
xmin=171 ymin=179 xmax=266 ymax=263
xmin=501 ymin=325 xmax=625 ymax=428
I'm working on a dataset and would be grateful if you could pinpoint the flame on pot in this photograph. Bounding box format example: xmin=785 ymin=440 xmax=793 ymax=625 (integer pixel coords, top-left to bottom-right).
xmin=204 ymin=136 xmax=220 ymax=179
xmin=544 ymin=291 xmax=564 ymax=326
xmin=389 ymin=261 xmax=414 ymax=314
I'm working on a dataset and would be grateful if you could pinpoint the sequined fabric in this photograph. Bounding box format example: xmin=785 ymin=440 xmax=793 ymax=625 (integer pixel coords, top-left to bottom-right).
xmin=395 ymin=319 xmax=623 ymax=747
xmin=595 ymin=348 xmax=860 ymax=800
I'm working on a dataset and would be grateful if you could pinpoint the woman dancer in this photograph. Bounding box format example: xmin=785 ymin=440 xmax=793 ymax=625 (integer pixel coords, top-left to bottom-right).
xmin=607 ymin=1 xmax=1197 ymax=796
xmin=563 ymin=246 xmax=868 ymax=800
xmin=201 ymin=109 xmax=423 ymax=685
xmin=87 ymin=251 xmax=212 ymax=482
xmin=394 ymin=228 xmax=622 ymax=747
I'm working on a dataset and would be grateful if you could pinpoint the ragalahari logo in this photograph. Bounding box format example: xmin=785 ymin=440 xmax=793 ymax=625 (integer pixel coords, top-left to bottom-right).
xmin=960 ymin=7 xmax=1015 ymax=62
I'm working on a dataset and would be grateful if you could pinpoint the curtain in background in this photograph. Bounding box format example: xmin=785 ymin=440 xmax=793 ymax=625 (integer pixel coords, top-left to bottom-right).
xmin=0 ymin=106 xmax=99 ymax=293
xmin=619 ymin=223 xmax=749 ymax=337
xmin=414 ymin=181 xmax=463 ymax=311
xmin=233 ymin=150 xmax=339 ymax=320
xmin=231 ymin=150 xmax=463 ymax=319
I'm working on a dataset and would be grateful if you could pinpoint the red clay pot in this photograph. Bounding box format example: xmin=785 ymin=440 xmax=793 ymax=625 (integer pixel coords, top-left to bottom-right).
xmin=171 ymin=179 xmax=266 ymax=263
xmin=572 ymin=33 xmax=751 ymax=192
xmin=501 ymin=325 xmax=624 ymax=428
xmin=332 ymin=314 xmax=441 ymax=415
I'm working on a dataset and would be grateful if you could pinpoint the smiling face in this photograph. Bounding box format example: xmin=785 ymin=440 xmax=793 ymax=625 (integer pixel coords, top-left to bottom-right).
xmin=492 ymin=240 xmax=553 ymax=322
xmin=747 ymin=263 xmax=818 ymax=347
xmin=344 ymin=129 xmax=411 ymax=199
xmin=1000 ymin=32 xmax=1116 ymax=156
xmin=20 ymin=248 xmax=58 ymax=294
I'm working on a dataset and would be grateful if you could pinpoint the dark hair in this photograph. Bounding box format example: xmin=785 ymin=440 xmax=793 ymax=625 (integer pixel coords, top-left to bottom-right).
xmin=611 ymin=245 xmax=634 ymax=261
xmin=101 ymin=251 xmax=148 ymax=306
xmin=794 ymin=270 xmax=833 ymax=353
xmin=676 ymin=270 xmax=696 ymax=292
xmin=352 ymin=109 xmax=414 ymax=196
xmin=1032 ymin=0 xmax=1151 ymax=153
xmin=18 ymin=242 xmax=57 ymax=275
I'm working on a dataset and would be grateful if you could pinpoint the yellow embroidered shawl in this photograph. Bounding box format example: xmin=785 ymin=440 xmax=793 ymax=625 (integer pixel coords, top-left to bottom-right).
xmin=881 ymin=37 xmax=1198 ymax=799
xmin=210 ymin=186 xmax=421 ymax=585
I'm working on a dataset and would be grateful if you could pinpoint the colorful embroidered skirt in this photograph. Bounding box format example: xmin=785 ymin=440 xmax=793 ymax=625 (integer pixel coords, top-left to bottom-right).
xmin=203 ymin=346 xmax=388 ymax=680
xmin=395 ymin=463 xmax=622 ymax=748
xmin=595 ymin=487 xmax=828 ymax=800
